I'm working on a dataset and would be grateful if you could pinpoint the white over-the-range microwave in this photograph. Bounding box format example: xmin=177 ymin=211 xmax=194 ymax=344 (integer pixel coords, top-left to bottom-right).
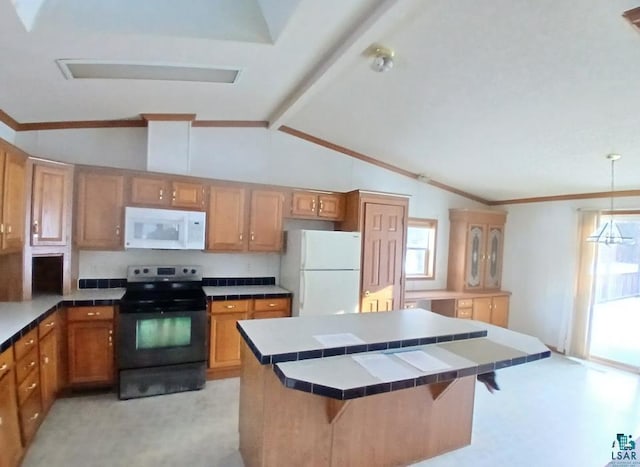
xmin=124 ymin=207 xmax=206 ymax=250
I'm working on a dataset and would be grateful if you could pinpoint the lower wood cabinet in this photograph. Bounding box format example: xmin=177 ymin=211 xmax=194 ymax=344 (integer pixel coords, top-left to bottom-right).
xmin=39 ymin=312 xmax=60 ymax=414
xmin=208 ymin=297 xmax=290 ymax=378
xmin=0 ymin=348 xmax=23 ymax=467
xmin=428 ymin=294 xmax=509 ymax=328
xmin=13 ymin=328 xmax=42 ymax=446
xmin=67 ymin=306 xmax=114 ymax=386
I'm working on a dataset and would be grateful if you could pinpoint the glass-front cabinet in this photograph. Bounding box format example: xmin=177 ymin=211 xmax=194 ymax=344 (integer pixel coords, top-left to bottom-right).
xmin=448 ymin=209 xmax=507 ymax=292
xmin=484 ymin=226 xmax=503 ymax=289
xmin=465 ymin=225 xmax=485 ymax=289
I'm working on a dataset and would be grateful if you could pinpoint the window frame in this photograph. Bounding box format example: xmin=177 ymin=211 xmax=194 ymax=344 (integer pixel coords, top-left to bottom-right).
xmin=405 ymin=217 xmax=437 ymax=280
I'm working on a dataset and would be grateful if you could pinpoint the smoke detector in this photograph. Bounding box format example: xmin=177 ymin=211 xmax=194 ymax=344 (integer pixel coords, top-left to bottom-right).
xmin=365 ymin=44 xmax=395 ymax=72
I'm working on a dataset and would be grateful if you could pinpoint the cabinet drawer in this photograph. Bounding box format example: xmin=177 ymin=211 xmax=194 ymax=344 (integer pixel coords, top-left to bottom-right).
xmin=67 ymin=306 xmax=114 ymax=321
xmin=19 ymin=391 xmax=43 ymax=444
xmin=39 ymin=312 xmax=60 ymax=338
xmin=253 ymin=298 xmax=289 ymax=312
xmin=211 ymin=300 xmax=251 ymax=314
xmin=18 ymin=367 xmax=40 ymax=406
xmin=15 ymin=346 xmax=38 ymax=385
xmin=456 ymin=299 xmax=473 ymax=309
xmin=14 ymin=328 xmax=38 ymax=361
xmin=0 ymin=346 xmax=14 ymax=379
xmin=457 ymin=308 xmax=472 ymax=319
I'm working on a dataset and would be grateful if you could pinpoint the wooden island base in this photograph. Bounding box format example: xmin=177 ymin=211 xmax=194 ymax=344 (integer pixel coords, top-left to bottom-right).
xmin=239 ymin=342 xmax=476 ymax=467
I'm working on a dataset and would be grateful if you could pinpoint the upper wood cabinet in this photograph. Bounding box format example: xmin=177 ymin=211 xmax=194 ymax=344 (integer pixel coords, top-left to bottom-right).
xmin=75 ymin=171 xmax=124 ymax=250
xmin=447 ymin=209 xmax=507 ymax=292
xmin=31 ymin=162 xmax=73 ymax=246
xmin=289 ymin=191 xmax=345 ymax=221
xmin=1 ymin=149 xmax=27 ymax=253
xmin=207 ymin=187 xmax=284 ymax=253
xmin=249 ymin=190 xmax=284 ymax=252
xmin=130 ymin=176 xmax=205 ymax=210
xmin=207 ymin=185 xmax=246 ymax=252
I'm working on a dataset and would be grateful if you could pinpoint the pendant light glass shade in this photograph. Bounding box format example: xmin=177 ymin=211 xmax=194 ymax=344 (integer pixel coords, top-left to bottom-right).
xmin=586 ymin=154 xmax=635 ymax=245
xmin=587 ymin=221 xmax=634 ymax=245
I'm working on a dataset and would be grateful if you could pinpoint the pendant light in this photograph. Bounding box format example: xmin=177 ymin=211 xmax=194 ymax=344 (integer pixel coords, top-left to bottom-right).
xmin=586 ymin=153 xmax=634 ymax=245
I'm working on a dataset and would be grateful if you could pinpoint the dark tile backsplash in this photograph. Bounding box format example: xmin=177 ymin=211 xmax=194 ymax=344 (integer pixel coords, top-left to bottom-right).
xmin=78 ymin=276 xmax=276 ymax=289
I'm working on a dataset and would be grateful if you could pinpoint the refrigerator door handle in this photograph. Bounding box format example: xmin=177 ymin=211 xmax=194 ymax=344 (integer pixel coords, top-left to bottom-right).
xmin=301 ymin=232 xmax=306 ymax=270
xmin=300 ymin=271 xmax=305 ymax=310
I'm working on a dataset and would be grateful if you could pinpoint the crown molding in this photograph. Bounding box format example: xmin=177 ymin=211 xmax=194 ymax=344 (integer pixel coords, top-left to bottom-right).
xmin=0 ymin=109 xmax=20 ymax=130
xmin=488 ymin=189 xmax=640 ymax=206
xmin=140 ymin=113 xmax=196 ymax=122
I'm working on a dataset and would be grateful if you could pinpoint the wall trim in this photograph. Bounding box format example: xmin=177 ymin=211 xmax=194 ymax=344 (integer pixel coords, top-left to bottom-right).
xmin=489 ymin=189 xmax=640 ymax=206
xmin=140 ymin=113 xmax=196 ymax=121
xmin=278 ymin=125 xmax=490 ymax=205
xmin=0 ymin=109 xmax=20 ymax=130
xmin=19 ymin=120 xmax=148 ymax=131
xmin=192 ymin=121 xmax=268 ymax=128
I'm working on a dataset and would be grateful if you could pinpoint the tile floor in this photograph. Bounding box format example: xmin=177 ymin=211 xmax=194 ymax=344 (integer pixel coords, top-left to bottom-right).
xmin=22 ymin=354 xmax=640 ymax=467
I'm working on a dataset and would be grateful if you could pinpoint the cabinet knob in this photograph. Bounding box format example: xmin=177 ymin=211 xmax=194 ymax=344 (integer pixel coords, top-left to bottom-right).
xmin=26 ymin=361 xmax=36 ymax=369
xmin=239 ymin=233 xmax=243 ymax=241
xmin=27 ymin=382 xmax=37 ymax=391
xmin=25 ymin=339 xmax=35 ymax=347
xmin=268 ymin=303 xmax=276 ymax=307
xmin=364 ymin=290 xmax=371 ymax=297
xmin=33 ymin=221 xmax=39 ymax=235
xmin=6 ymin=225 xmax=12 ymax=234
xmin=0 ymin=224 xmax=3 ymax=234
xmin=115 ymin=225 xmax=121 ymax=236
xmin=159 ymin=188 xmax=164 ymax=200
xmin=311 ymin=199 xmax=316 ymax=212
xmin=45 ymin=321 xmax=55 ymax=328
xmin=29 ymin=412 xmax=39 ymax=422
xmin=250 ymin=232 xmax=255 ymax=241
xmin=0 ymin=363 xmax=7 ymax=371
xmin=319 ymin=200 xmax=324 ymax=212
xmin=225 ymin=304 xmax=236 ymax=309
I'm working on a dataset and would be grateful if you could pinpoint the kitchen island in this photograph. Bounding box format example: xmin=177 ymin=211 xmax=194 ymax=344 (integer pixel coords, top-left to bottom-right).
xmin=237 ymin=309 xmax=550 ymax=467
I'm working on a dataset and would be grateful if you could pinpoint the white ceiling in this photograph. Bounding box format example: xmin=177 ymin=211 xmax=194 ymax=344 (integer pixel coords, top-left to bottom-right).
xmin=2 ymin=0 xmax=640 ymax=201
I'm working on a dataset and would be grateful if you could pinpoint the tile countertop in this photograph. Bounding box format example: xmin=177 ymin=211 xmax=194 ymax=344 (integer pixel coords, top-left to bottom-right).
xmin=237 ymin=309 xmax=489 ymax=364
xmin=0 ymin=285 xmax=291 ymax=352
xmin=236 ymin=308 xmax=550 ymax=400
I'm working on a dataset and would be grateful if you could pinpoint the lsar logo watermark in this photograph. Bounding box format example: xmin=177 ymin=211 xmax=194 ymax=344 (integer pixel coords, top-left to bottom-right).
xmin=608 ymin=433 xmax=640 ymax=466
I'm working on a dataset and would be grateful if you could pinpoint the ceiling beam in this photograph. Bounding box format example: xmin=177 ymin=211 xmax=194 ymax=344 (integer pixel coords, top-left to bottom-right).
xmin=268 ymin=0 xmax=402 ymax=129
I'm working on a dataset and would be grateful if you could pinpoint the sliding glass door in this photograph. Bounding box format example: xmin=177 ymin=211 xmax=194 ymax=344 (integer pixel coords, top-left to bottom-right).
xmin=588 ymin=215 xmax=640 ymax=371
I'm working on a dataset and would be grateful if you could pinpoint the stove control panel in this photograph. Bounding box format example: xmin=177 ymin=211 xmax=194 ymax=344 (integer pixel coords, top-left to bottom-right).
xmin=127 ymin=265 xmax=202 ymax=282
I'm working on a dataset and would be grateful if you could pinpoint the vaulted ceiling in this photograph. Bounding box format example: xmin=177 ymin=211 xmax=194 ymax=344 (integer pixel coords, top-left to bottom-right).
xmin=2 ymin=0 xmax=640 ymax=202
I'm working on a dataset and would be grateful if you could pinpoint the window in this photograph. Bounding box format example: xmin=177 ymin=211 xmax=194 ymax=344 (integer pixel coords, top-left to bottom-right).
xmin=405 ymin=218 xmax=437 ymax=280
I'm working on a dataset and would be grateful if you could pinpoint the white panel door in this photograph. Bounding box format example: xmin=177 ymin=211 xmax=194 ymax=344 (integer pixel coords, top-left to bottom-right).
xmin=302 ymin=230 xmax=361 ymax=270
xmin=297 ymin=270 xmax=360 ymax=317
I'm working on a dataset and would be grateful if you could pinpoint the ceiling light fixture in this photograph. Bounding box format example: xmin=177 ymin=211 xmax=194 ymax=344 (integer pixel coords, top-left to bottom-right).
xmin=586 ymin=153 xmax=634 ymax=245
xmin=365 ymin=44 xmax=395 ymax=72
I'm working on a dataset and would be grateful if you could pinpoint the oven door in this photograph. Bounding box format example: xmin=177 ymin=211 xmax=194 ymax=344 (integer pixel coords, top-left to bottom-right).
xmin=118 ymin=309 xmax=207 ymax=370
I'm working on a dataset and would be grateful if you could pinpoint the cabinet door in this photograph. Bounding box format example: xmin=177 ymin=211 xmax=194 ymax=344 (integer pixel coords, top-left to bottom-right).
xmin=490 ymin=296 xmax=509 ymax=328
xmin=67 ymin=321 xmax=114 ymax=385
xmin=318 ymin=194 xmax=344 ymax=220
xmin=171 ymin=181 xmax=205 ymax=209
xmin=291 ymin=192 xmax=317 ymax=217
xmin=465 ymin=224 xmax=485 ymax=290
xmin=207 ymin=186 xmax=247 ymax=251
xmin=249 ymin=190 xmax=284 ymax=252
xmin=39 ymin=331 xmax=58 ymax=414
xmin=361 ymin=202 xmax=405 ymax=312
xmin=31 ymin=163 xmax=71 ymax=246
xmin=471 ymin=297 xmax=492 ymax=323
xmin=130 ymin=176 xmax=169 ymax=206
xmin=484 ymin=226 xmax=504 ymax=290
xmin=0 ymin=369 xmax=23 ymax=467
xmin=1 ymin=151 xmax=26 ymax=252
xmin=76 ymin=172 xmax=124 ymax=249
xmin=209 ymin=311 xmax=247 ymax=369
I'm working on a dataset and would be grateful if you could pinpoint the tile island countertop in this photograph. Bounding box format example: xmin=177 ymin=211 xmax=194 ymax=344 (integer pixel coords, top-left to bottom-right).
xmin=237 ymin=308 xmax=550 ymax=400
xmin=0 ymin=285 xmax=291 ymax=352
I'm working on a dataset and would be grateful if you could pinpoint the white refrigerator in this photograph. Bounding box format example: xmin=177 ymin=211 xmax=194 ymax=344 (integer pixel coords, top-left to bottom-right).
xmin=280 ymin=230 xmax=361 ymax=317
